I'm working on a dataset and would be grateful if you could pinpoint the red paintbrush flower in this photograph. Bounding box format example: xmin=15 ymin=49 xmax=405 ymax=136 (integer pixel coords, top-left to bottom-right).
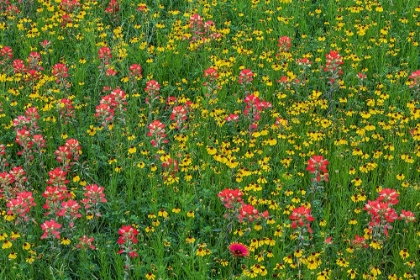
xmin=306 ymin=155 xmax=329 ymax=173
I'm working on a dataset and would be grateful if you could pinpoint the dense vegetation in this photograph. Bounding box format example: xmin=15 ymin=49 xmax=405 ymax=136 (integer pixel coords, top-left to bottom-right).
xmin=0 ymin=0 xmax=419 ymax=279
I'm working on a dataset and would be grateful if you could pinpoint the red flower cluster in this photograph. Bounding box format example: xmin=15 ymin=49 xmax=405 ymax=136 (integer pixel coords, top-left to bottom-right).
xmin=76 ymin=235 xmax=95 ymax=250
xmin=188 ymin=14 xmax=221 ymax=43
xmin=238 ymin=204 xmax=268 ymax=223
xmin=325 ymin=50 xmax=343 ymax=68
xmin=277 ymin=36 xmax=292 ymax=52
xmin=43 ymin=168 xmax=72 ymax=216
xmin=170 ymin=105 xmax=188 ymax=130
xmin=0 ymin=46 xmax=13 ymax=70
xmin=52 ymin=63 xmax=70 ymax=89
xmin=147 ymin=120 xmax=168 ymax=148
xmin=47 ymin=167 xmax=69 ymax=187
xmin=0 ymin=47 xmax=48 ymax=86
xmin=105 ymin=0 xmax=119 ymax=15
xmin=225 ymin=113 xmax=239 ymax=122
xmin=296 ymin=57 xmax=312 ymax=67
xmin=203 ymin=67 xmax=219 ymax=82
xmin=61 ymin=13 xmax=73 ymax=28
xmin=81 ymin=184 xmax=107 ymax=218
xmin=128 ymin=63 xmax=142 ymax=81
xmin=243 ymin=93 xmax=272 ymax=132
xmin=218 ymin=188 xmax=268 ymax=223
xmin=98 ymin=47 xmax=112 ymax=65
xmin=408 ymin=70 xmax=420 ymax=88
xmin=243 ymin=94 xmax=272 ymax=119
xmin=203 ymin=67 xmax=220 ymax=95
xmin=6 ymin=191 xmax=36 ymax=224
xmin=55 ymin=138 xmax=82 ymax=170
xmin=0 ymin=167 xmax=28 ymax=200
xmin=57 ymin=199 xmax=82 ymax=228
xmin=58 ymin=98 xmax=75 ymax=124
xmin=306 ymin=155 xmax=329 ymax=182
xmin=218 ymin=188 xmax=243 ymax=208
xmin=364 ymin=188 xmax=416 ymax=238
xmin=324 ymin=50 xmax=344 ymax=86
xmin=408 ymin=69 xmax=420 ymax=97
xmin=161 ymin=157 xmax=179 ymax=173
xmin=97 ymin=46 xmax=116 ymax=77
xmin=13 ymin=107 xmax=45 ymax=161
xmin=60 ymin=0 xmax=81 ymax=13
xmin=145 ymin=79 xmax=161 ymax=105
xmin=27 ymin=52 xmax=44 ymax=72
xmin=117 ymin=225 xmax=139 ymax=258
xmin=238 ymin=69 xmax=254 ymax=85
xmin=289 ymin=206 xmax=315 ymax=234
xmin=0 ymin=172 xmax=14 ymax=199
xmin=41 ymin=219 xmax=62 ymax=240
xmin=95 ymin=88 xmax=127 ymax=128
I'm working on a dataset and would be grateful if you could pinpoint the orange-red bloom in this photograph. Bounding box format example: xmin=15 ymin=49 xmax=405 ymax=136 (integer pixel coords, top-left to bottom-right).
xmin=306 ymin=155 xmax=329 ymax=173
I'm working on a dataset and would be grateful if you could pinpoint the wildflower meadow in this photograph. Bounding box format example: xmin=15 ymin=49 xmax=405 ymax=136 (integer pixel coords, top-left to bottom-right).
xmin=1 ymin=0 xmax=420 ymax=279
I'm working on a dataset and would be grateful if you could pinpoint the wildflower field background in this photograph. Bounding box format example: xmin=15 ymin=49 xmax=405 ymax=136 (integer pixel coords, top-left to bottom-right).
xmin=0 ymin=0 xmax=419 ymax=279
